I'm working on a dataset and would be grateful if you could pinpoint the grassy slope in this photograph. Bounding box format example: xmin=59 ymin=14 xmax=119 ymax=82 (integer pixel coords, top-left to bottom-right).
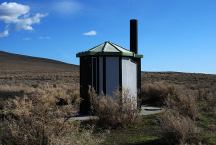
xmin=0 ymin=51 xmax=78 ymax=72
xmin=0 ymin=51 xmax=79 ymax=86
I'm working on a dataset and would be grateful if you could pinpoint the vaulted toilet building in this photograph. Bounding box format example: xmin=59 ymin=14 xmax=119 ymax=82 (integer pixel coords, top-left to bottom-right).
xmin=76 ymin=19 xmax=143 ymax=114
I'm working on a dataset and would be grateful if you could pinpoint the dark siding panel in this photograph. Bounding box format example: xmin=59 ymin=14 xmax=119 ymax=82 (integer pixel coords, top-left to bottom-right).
xmin=119 ymin=57 xmax=122 ymax=92
xmin=137 ymin=58 xmax=141 ymax=108
xmin=103 ymin=57 xmax=106 ymax=94
xmin=92 ymin=58 xmax=97 ymax=91
xmin=97 ymin=57 xmax=99 ymax=93
xmin=80 ymin=57 xmax=92 ymax=115
xmin=119 ymin=57 xmax=122 ymax=105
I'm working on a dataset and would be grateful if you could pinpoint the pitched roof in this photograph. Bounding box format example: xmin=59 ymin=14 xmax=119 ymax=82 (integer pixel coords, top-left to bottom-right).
xmin=76 ymin=41 xmax=143 ymax=58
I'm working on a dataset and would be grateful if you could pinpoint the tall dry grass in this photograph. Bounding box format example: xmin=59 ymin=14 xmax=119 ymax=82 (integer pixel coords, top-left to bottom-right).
xmin=160 ymin=111 xmax=200 ymax=145
xmin=89 ymin=88 xmax=139 ymax=128
xmin=159 ymin=86 xmax=201 ymax=145
xmin=140 ymin=81 xmax=174 ymax=106
xmin=0 ymin=84 xmax=103 ymax=145
xmin=165 ymin=87 xmax=198 ymax=121
xmin=198 ymin=88 xmax=216 ymax=115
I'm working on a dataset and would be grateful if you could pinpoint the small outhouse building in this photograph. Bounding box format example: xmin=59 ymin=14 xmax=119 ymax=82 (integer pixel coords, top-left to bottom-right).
xmin=76 ymin=19 xmax=143 ymax=114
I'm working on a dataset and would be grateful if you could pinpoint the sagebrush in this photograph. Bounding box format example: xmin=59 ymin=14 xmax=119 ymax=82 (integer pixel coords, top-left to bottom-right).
xmin=0 ymin=84 xmax=103 ymax=145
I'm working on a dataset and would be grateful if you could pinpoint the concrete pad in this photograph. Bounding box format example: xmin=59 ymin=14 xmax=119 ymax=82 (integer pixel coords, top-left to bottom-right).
xmin=139 ymin=106 xmax=164 ymax=116
xmin=67 ymin=116 xmax=99 ymax=121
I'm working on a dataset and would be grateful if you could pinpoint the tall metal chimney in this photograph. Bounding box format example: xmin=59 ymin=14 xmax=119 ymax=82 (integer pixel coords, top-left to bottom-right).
xmin=130 ymin=19 xmax=138 ymax=54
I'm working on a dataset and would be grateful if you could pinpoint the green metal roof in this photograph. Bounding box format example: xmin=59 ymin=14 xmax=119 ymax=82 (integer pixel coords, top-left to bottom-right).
xmin=76 ymin=41 xmax=143 ymax=58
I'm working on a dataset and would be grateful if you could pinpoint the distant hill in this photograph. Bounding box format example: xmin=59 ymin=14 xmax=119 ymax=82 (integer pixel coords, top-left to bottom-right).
xmin=0 ymin=50 xmax=215 ymax=90
xmin=0 ymin=51 xmax=78 ymax=73
xmin=0 ymin=50 xmax=215 ymax=81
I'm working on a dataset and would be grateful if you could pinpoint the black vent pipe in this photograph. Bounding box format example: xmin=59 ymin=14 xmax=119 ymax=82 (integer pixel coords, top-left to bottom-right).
xmin=130 ymin=19 xmax=138 ymax=54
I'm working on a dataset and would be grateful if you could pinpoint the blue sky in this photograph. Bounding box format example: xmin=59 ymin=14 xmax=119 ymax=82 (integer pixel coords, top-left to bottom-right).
xmin=0 ymin=0 xmax=216 ymax=74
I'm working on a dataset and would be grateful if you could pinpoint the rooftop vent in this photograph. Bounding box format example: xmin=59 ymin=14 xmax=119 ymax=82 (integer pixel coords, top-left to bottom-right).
xmin=130 ymin=19 xmax=138 ymax=54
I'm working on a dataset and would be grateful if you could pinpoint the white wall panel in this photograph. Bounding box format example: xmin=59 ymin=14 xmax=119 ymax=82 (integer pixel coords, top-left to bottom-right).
xmin=122 ymin=57 xmax=137 ymax=107
xmin=106 ymin=57 xmax=119 ymax=97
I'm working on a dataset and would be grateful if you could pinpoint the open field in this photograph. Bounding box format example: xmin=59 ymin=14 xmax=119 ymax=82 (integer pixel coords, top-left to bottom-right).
xmin=0 ymin=51 xmax=215 ymax=145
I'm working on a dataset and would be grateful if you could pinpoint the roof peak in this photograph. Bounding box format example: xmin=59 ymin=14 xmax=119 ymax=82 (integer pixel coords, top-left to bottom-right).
xmin=76 ymin=41 xmax=143 ymax=58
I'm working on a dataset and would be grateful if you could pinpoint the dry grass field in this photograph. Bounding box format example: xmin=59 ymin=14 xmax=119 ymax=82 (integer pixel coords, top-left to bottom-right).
xmin=0 ymin=51 xmax=215 ymax=145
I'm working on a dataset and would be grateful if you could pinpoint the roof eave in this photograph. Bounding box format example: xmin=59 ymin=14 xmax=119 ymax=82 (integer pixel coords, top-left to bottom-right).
xmin=134 ymin=54 xmax=143 ymax=58
xmin=77 ymin=52 xmax=143 ymax=58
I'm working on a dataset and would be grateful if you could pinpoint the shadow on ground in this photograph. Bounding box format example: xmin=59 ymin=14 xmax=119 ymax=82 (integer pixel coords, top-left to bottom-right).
xmin=125 ymin=139 xmax=167 ymax=145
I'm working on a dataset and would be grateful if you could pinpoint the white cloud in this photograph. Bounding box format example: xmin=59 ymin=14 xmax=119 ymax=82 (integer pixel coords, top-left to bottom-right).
xmin=52 ymin=0 xmax=82 ymax=15
xmin=0 ymin=29 xmax=9 ymax=37
xmin=83 ymin=30 xmax=97 ymax=36
xmin=0 ymin=2 xmax=47 ymax=37
xmin=0 ymin=2 xmax=29 ymax=21
xmin=38 ymin=36 xmax=51 ymax=40
xmin=15 ymin=13 xmax=47 ymax=31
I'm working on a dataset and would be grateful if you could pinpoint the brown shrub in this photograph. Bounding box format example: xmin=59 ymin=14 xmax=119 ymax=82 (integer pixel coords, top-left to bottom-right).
xmin=0 ymin=85 xmax=103 ymax=145
xmin=160 ymin=110 xmax=201 ymax=145
xmin=165 ymin=87 xmax=198 ymax=121
xmin=140 ymin=81 xmax=174 ymax=106
xmin=159 ymin=86 xmax=201 ymax=145
xmin=89 ymin=88 xmax=139 ymax=128
xmin=140 ymin=81 xmax=198 ymax=121
xmin=198 ymin=89 xmax=216 ymax=115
